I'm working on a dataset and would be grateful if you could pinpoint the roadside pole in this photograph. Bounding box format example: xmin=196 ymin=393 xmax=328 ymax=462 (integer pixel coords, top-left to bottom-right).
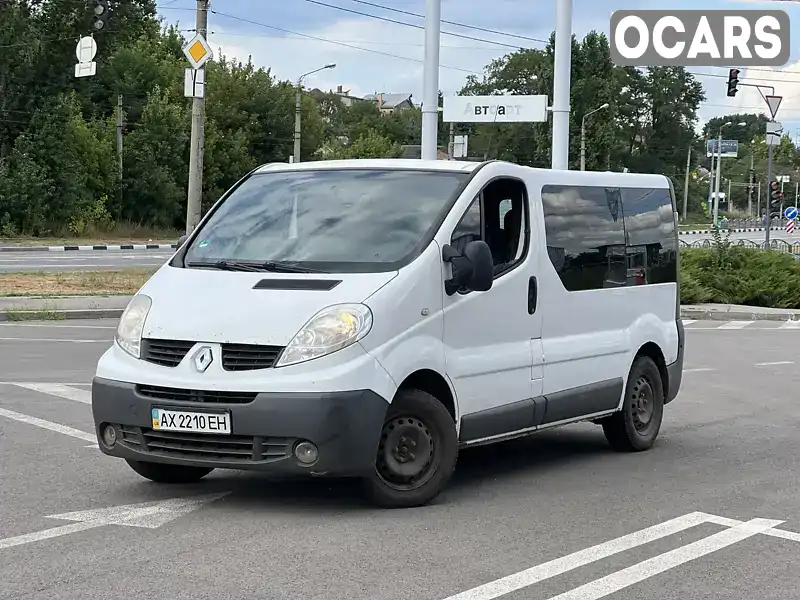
xmin=682 ymin=145 xmax=691 ymax=221
xmin=420 ymin=0 xmax=441 ymax=160
xmin=766 ymin=142 xmax=774 ymax=247
xmin=551 ymin=0 xmax=572 ymax=170
xmin=185 ymin=0 xmax=210 ymax=234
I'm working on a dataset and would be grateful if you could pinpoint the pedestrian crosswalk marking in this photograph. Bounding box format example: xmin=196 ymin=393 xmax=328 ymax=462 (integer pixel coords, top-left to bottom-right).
xmin=717 ymin=320 xmax=754 ymax=329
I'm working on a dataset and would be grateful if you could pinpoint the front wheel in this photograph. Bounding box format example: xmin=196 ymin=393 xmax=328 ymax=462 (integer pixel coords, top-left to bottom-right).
xmin=361 ymin=389 xmax=458 ymax=508
xmin=126 ymin=459 xmax=214 ymax=483
xmin=602 ymin=356 xmax=664 ymax=452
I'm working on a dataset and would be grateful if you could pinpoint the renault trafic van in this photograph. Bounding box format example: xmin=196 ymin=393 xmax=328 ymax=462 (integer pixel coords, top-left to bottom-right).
xmin=92 ymin=159 xmax=684 ymax=508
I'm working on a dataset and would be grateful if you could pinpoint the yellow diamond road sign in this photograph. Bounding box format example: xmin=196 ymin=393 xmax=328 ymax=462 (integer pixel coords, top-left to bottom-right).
xmin=183 ymin=33 xmax=212 ymax=70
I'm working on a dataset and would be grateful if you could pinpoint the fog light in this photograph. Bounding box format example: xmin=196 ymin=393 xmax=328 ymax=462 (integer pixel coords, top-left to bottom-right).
xmin=102 ymin=424 xmax=117 ymax=447
xmin=294 ymin=441 xmax=319 ymax=465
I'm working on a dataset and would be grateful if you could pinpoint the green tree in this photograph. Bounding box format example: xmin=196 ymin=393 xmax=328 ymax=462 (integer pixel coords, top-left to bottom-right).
xmin=321 ymin=131 xmax=403 ymax=159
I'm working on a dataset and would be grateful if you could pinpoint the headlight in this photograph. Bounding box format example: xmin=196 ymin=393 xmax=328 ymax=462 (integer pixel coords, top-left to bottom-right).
xmin=115 ymin=294 xmax=152 ymax=358
xmin=275 ymin=303 xmax=373 ymax=368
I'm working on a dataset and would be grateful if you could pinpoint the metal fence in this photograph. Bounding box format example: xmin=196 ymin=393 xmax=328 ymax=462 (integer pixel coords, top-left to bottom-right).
xmin=680 ymin=238 xmax=800 ymax=255
xmin=720 ymin=218 xmax=788 ymax=229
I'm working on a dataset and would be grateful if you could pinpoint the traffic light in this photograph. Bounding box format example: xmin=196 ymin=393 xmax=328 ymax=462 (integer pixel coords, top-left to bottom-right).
xmin=727 ymin=68 xmax=740 ymax=97
xmin=770 ymin=180 xmax=783 ymax=210
xmin=92 ymin=0 xmax=108 ymax=30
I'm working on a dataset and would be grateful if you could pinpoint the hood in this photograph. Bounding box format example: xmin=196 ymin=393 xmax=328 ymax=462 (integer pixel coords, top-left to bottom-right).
xmin=138 ymin=265 xmax=397 ymax=346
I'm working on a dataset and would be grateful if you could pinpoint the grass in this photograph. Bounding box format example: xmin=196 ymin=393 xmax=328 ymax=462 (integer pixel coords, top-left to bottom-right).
xmin=0 ymin=223 xmax=181 ymax=247
xmin=3 ymin=309 xmax=66 ymax=322
xmin=0 ymin=269 xmax=156 ymax=297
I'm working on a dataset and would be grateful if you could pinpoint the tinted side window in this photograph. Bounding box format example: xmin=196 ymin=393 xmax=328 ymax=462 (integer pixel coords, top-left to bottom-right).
xmin=620 ymin=187 xmax=677 ymax=285
xmin=451 ymin=195 xmax=482 ymax=254
xmin=542 ymin=185 xmax=627 ymax=291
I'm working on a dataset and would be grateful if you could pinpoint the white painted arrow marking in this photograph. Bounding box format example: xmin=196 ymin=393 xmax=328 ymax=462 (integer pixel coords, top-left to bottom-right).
xmin=0 ymin=493 xmax=229 ymax=550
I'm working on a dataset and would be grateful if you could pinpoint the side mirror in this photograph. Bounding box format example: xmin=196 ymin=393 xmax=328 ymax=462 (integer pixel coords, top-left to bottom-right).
xmin=177 ymin=234 xmax=188 ymax=247
xmin=442 ymin=240 xmax=494 ymax=296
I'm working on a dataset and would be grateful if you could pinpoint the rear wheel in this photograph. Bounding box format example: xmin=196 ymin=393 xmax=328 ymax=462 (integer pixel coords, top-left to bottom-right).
xmin=361 ymin=389 xmax=458 ymax=508
xmin=602 ymin=356 xmax=664 ymax=452
xmin=126 ymin=459 xmax=213 ymax=483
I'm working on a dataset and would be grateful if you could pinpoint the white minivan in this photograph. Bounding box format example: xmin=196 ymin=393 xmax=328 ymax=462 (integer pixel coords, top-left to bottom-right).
xmin=92 ymin=159 xmax=684 ymax=508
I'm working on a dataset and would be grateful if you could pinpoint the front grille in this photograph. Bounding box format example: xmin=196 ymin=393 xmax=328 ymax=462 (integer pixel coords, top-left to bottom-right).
xmin=142 ymin=339 xmax=195 ymax=367
xmin=119 ymin=425 xmax=291 ymax=463
xmin=136 ymin=385 xmax=257 ymax=404
xmin=221 ymin=344 xmax=283 ymax=371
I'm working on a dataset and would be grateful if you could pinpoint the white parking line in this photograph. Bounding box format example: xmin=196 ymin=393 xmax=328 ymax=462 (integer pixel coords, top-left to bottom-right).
xmin=755 ymin=361 xmax=794 ymax=366
xmin=0 ymin=407 xmax=96 ymax=443
xmin=717 ymin=321 xmax=754 ymax=329
xmin=779 ymin=320 xmax=800 ymax=329
xmin=543 ymin=519 xmax=783 ymax=600
xmin=440 ymin=512 xmax=799 ymax=600
xmin=440 ymin=512 xmax=713 ymax=600
xmin=10 ymin=383 xmax=91 ymax=404
xmin=683 ymin=368 xmax=715 ymax=373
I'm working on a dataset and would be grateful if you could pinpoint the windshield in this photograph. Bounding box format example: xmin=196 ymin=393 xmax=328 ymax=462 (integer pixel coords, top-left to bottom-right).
xmin=183 ymin=168 xmax=470 ymax=273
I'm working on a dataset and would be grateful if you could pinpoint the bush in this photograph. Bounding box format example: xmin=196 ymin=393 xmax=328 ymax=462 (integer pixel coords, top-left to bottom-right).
xmin=681 ymin=246 xmax=800 ymax=308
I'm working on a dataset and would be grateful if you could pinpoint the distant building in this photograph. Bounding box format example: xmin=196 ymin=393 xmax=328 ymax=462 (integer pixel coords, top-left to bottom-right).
xmin=308 ymin=85 xmax=367 ymax=107
xmin=364 ymin=93 xmax=415 ymax=113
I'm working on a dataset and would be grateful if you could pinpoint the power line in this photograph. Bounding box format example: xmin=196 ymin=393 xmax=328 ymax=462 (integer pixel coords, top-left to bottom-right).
xmin=200 ymin=29 xmax=507 ymax=49
xmin=210 ymin=10 xmax=482 ymax=75
xmin=298 ymin=0 xmax=527 ymax=50
xmin=341 ymin=0 xmax=548 ymax=44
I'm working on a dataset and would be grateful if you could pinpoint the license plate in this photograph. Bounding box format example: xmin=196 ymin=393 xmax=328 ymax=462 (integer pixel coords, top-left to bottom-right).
xmin=151 ymin=408 xmax=231 ymax=434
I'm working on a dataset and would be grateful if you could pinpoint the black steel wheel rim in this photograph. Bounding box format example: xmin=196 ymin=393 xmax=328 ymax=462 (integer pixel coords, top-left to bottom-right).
xmin=630 ymin=375 xmax=655 ymax=433
xmin=375 ymin=415 xmax=440 ymax=491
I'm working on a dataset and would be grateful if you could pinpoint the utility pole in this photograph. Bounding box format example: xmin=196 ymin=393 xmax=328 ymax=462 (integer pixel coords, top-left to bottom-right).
xmin=185 ymin=0 xmax=208 ymax=234
xmin=757 ymin=180 xmax=761 ymax=217
xmin=748 ymin=153 xmax=754 ymax=217
xmin=713 ymin=129 xmax=723 ymax=226
xmin=727 ymin=179 xmax=732 ymax=212
xmin=551 ymin=0 xmax=573 ymax=170
xmin=683 ymin=145 xmax=691 ymax=221
xmin=420 ymin=0 xmax=441 ymax=160
xmin=448 ymin=122 xmax=454 ymax=160
xmin=766 ymin=142 xmax=774 ymax=247
xmin=116 ymin=93 xmax=123 ymax=204
xmin=293 ymin=63 xmax=336 ymax=163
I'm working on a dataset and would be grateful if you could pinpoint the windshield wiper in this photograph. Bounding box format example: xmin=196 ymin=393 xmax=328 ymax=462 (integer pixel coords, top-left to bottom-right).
xmin=259 ymin=261 xmax=321 ymax=273
xmin=186 ymin=260 xmax=321 ymax=273
xmin=186 ymin=260 xmax=264 ymax=272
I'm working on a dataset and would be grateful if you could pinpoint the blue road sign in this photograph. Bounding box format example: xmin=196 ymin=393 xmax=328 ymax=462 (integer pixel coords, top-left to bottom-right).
xmin=785 ymin=206 xmax=798 ymax=220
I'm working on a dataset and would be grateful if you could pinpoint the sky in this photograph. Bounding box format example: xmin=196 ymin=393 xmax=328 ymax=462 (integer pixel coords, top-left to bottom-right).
xmin=157 ymin=0 xmax=800 ymax=141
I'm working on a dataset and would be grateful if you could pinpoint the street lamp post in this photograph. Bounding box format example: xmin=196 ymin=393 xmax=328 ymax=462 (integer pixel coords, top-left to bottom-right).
xmin=713 ymin=121 xmax=746 ymax=226
xmin=580 ymin=103 xmax=609 ymax=171
xmin=293 ymin=63 xmax=336 ymax=163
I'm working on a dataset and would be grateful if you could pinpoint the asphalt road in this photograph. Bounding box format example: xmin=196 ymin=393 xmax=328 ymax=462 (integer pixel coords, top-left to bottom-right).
xmin=0 ymin=318 xmax=798 ymax=600
xmin=0 ymin=250 xmax=172 ymax=273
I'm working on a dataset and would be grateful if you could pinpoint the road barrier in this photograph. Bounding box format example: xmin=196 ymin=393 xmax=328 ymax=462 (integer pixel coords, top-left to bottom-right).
xmin=680 ymin=238 xmax=800 ymax=256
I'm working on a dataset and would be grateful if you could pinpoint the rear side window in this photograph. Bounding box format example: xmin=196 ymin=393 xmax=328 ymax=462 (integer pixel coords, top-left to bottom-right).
xmin=542 ymin=184 xmax=677 ymax=290
xmin=620 ymin=187 xmax=677 ymax=286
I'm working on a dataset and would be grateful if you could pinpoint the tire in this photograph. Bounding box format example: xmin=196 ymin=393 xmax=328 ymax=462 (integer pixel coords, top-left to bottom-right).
xmin=602 ymin=356 xmax=664 ymax=452
xmin=126 ymin=459 xmax=213 ymax=483
xmin=361 ymin=389 xmax=458 ymax=508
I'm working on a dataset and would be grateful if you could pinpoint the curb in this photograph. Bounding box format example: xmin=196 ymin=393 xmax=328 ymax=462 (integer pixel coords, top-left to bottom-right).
xmin=679 ymin=227 xmax=782 ymax=235
xmin=680 ymin=308 xmax=800 ymax=322
xmin=0 ymin=244 xmax=177 ymax=253
xmin=0 ymin=308 xmax=125 ymax=322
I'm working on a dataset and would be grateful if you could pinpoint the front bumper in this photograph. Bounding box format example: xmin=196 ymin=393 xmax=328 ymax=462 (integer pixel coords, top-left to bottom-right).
xmin=92 ymin=377 xmax=390 ymax=476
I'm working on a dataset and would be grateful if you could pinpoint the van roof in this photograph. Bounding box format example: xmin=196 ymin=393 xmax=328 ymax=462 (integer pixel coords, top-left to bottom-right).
xmin=253 ymin=159 xmax=671 ymax=187
xmin=254 ymin=159 xmax=482 ymax=174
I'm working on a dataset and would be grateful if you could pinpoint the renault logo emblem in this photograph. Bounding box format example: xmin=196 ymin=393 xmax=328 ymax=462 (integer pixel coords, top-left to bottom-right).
xmin=193 ymin=346 xmax=213 ymax=372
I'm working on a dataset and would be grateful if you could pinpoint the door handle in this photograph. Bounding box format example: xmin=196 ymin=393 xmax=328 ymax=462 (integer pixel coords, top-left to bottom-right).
xmin=528 ymin=276 xmax=537 ymax=314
